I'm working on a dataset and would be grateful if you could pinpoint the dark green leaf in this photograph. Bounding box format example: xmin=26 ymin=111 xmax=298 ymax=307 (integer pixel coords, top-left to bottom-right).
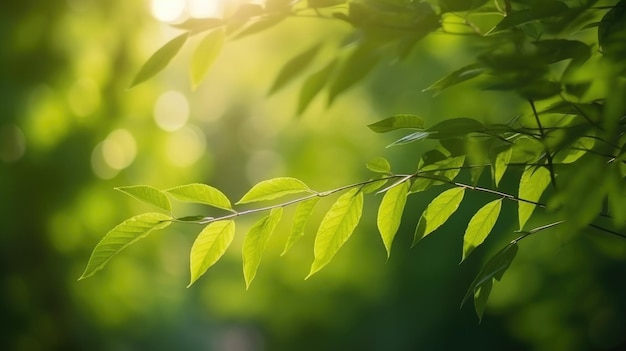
xmin=423 ymin=63 xmax=485 ymax=96
xmin=298 ymin=60 xmax=336 ymax=114
xmin=269 ymin=45 xmax=321 ymax=96
xmin=439 ymin=0 xmax=489 ymax=13
xmin=368 ymin=114 xmax=425 ymax=133
xmin=328 ymin=44 xmax=380 ymax=105
xmin=489 ymin=1 xmax=569 ymax=34
xmin=426 ymin=118 xmax=485 ymax=139
xmin=131 ymin=33 xmax=188 ymax=87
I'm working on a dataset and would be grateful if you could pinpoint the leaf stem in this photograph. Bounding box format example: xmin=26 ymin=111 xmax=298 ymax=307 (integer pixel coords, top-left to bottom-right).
xmin=529 ymin=99 xmax=558 ymax=190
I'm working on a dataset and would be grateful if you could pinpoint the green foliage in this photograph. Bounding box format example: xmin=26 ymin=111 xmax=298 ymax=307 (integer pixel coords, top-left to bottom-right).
xmin=82 ymin=0 xmax=626 ymax=322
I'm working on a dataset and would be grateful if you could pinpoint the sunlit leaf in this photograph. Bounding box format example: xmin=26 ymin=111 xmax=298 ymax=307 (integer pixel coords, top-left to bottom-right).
xmin=237 ymin=177 xmax=312 ymax=204
xmin=386 ymin=131 xmax=431 ymax=148
xmin=518 ymin=166 xmax=551 ymax=230
xmin=269 ymin=44 xmax=321 ymax=95
xmin=377 ymin=181 xmax=410 ymax=257
xmin=282 ymin=197 xmax=320 ymax=255
xmin=298 ymin=60 xmax=336 ymax=114
xmin=413 ymin=187 xmax=465 ymax=246
xmin=426 ymin=118 xmax=485 ymax=139
xmin=190 ymin=28 xmax=225 ymax=89
xmin=115 ymin=185 xmax=172 ymax=212
xmin=462 ymin=198 xmax=503 ymax=260
xmin=188 ymin=220 xmax=235 ymax=286
xmin=367 ymin=114 xmax=425 ymax=133
xmin=492 ymin=147 xmax=512 ymax=187
xmin=361 ymin=178 xmax=389 ymax=194
xmin=165 ymin=183 xmax=232 ymax=211
xmin=131 ymin=32 xmax=188 ymax=87
xmin=307 ymin=189 xmax=363 ymax=278
xmin=243 ymin=208 xmax=283 ymax=288
xmin=79 ymin=213 xmax=171 ymax=280
xmin=423 ymin=63 xmax=485 ymax=96
xmin=411 ymin=155 xmax=465 ymax=193
xmin=366 ymin=157 xmax=391 ymax=174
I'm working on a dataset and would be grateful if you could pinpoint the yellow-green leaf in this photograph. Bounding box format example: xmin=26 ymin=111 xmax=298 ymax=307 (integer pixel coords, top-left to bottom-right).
xmin=307 ymin=189 xmax=363 ymax=278
xmin=377 ymin=181 xmax=410 ymax=257
xmin=165 ymin=183 xmax=232 ymax=211
xmin=237 ymin=177 xmax=312 ymax=204
xmin=493 ymin=147 xmax=512 ymax=187
xmin=190 ymin=28 xmax=225 ymax=89
xmin=188 ymin=220 xmax=235 ymax=286
xmin=243 ymin=208 xmax=283 ymax=288
xmin=115 ymin=185 xmax=171 ymax=212
xmin=79 ymin=213 xmax=171 ymax=280
xmin=367 ymin=114 xmax=425 ymax=133
xmin=131 ymin=32 xmax=188 ymax=87
xmin=413 ymin=187 xmax=465 ymax=246
xmin=282 ymin=197 xmax=319 ymax=256
xmin=462 ymin=198 xmax=503 ymax=260
xmin=518 ymin=166 xmax=551 ymax=230
xmin=366 ymin=157 xmax=391 ymax=174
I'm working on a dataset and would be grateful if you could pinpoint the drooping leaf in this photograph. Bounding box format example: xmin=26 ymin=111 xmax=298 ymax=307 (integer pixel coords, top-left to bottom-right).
xmin=233 ymin=14 xmax=288 ymax=40
xmin=423 ymin=63 xmax=486 ymax=96
xmin=131 ymin=32 xmax=188 ymax=87
xmin=462 ymin=242 xmax=519 ymax=312
xmin=367 ymin=114 xmax=425 ymax=133
xmin=411 ymin=155 xmax=465 ymax=193
xmin=188 ymin=220 xmax=235 ymax=286
xmin=377 ymin=181 xmax=410 ymax=257
xmin=190 ymin=28 xmax=225 ymax=89
xmin=462 ymin=198 xmax=503 ymax=260
xmin=488 ymin=1 xmax=569 ymax=34
xmin=165 ymin=183 xmax=233 ymax=211
xmin=413 ymin=187 xmax=465 ymax=246
xmin=328 ymin=44 xmax=380 ymax=105
xmin=492 ymin=147 xmax=512 ymax=187
xmin=473 ymin=277 xmax=493 ymax=322
xmin=282 ymin=197 xmax=320 ymax=255
xmin=269 ymin=44 xmax=321 ymax=96
xmin=361 ymin=178 xmax=389 ymax=194
xmin=386 ymin=131 xmax=431 ymax=148
xmin=366 ymin=157 xmax=391 ymax=174
xmin=243 ymin=208 xmax=283 ymax=288
xmin=79 ymin=213 xmax=171 ymax=280
xmin=426 ymin=118 xmax=485 ymax=139
xmin=171 ymin=18 xmax=224 ymax=33
xmin=298 ymin=60 xmax=336 ymax=114
xmin=307 ymin=189 xmax=364 ymax=278
xmin=552 ymin=135 xmax=595 ymax=164
xmin=237 ymin=177 xmax=312 ymax=204
xmin=598 ymin=1 xmax=626 ymax=59
xmin=115 ymin=185 xmax=172 ymax=212
xmin=518 ymin=166 xmax=551 ymax=230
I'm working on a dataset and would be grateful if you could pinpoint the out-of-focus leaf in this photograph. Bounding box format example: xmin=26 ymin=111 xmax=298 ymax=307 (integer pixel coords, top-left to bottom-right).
xmin=79 ymin=213 xmax=171 ymax=280
xmin=308 ymin=0 xmax=346 ymax=8
xmin=237 ymin=177 xmax=312 ymax=204
xmin=368 ymin=114 xmax=425 ymax=133
xmin=426 ymin=118 xmax=485 ymax=139
xmin=171 ymin=18 xmax=224 ymax=33
xmin=243 ymin=208 xmax=283 ymax=288
xmin=366 ymin=157 xmax=391 ymax=173
xmin=377 ymin=181 xmax=409 ymax=257
xmin=269 ymin=44 xmax=321 ymax=95
xmin=282 ymin=198 xmax=320 ymax=255
xmin=188 ymin=220 xmax=235 ymax=286
xmin=233 ymin=14 xmax=288 ymax=40
xmin=116 ymin=185 xmax=172 ymax=212
xmin=328 ymin=44 xmax=380 ymax=105
xmin=131 ymin=33 xmax=188 ymax=87
xmin=489 ymin=1 xmax=569 ymax=34
xmin=462 ymin=198 xmax=503 ymax=260
xmin=439 ymin=0 xmax=489 ymax=13
xmin=598 ymin=1 xmax=626 ymax=59
xmin=307 ymin=189 xmax=363 ymax=278
xmin=473 ymin=279 xmax=492 ymax=322
xmin=230 ymin=3 xmax=264 ymax=20
xmin=386 ymin=131 xmax=431 ymax=148
xmin=413 ymin=187 xmax=465 ymax=246
xmin=190 ymin=28 xmax=225 ymax=89
xmin=423 ymin=63 xmax=486 ymax=96
xmin=553 ymin=135 xmax=595 ymax=164
xmin=298 ymin=60 xmax=336 ymax=114
xmin=165 ymin=183 xmax=232 ymax=211
xmin=518 ymin=166 xmax=551 ymax=230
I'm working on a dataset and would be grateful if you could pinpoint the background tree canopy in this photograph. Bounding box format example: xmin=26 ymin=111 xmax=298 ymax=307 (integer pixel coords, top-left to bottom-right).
xmin=2 ymin=0 xmax=626 ymax=350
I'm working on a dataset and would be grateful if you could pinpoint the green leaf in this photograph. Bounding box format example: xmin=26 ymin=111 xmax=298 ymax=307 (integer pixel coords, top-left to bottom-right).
xmin=243 ymin=208 xmax=283 ymax=288
xmin=386 ymin=131 xmax=431 ymax=148
xmin=411 ymin=155 xmax=465 ymax=193
xmin=426 ymin=118 xmax=485 ymax=139
xmin=367 ymin=114 xmax=425 ymax=133
xmin=423 ymin=63 xmax=485 ymax=96
xmin=282 ymin=197 xmax=320 ymax=255
xmin=171 ymin=18 xmax=224 ymax=33
xmin=298 ymin=60 xmax=336 ymax=114
xmin=488 ymin=1 xmax=569 ymax=34
xmin=131 ymin=32 xmax=188 ymax=87
xmin=188 ymin=220 xmax=235 ymax=286
xmin=233 ymin=14 xmax=288 ymax=40
xmin=165 ymin=183 xmax=233 ymax=211
xmin=237 ymin=177 xmax=312 ymax=204
xmin=413 ymin=187 xmax=465 ymax=246
xmin=439 ymin=0 xmax=489 ymax=13
xmin=377 ymin=181 xmax=410 ymax=257
xmin=328 ymin=44 xmax=380 ymax=105
xmin=361 ymin=178 xmax=389 ymax=194
xmin=462 ymin=242 xmax=518 ymax=311
xmin=115 ymin=185 xmax=172 ymax=212
xmin=79 ymin=213 xmax=171 ymax=280
xmin=492 ymin=147 xmax=512 ymax=187
xmin=190 ymin=28 xmax=225 ymax=89
xmin=473 ymin=278 xmax=492 ymax=323
xmin=307 ymin=189 xmax=364 ymax=278
xmin=462 ymin=198 xmax=503 ymax=260
xmin=366 ymin=157 xmax=391 ymax=173
xmin=269 ymin=44 xmax=321 ymax=96
xmin=518 ymin=166 xmax=551 ymax=230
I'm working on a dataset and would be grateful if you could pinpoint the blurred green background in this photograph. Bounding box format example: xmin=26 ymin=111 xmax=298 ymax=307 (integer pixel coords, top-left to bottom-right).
xmin=2 ymin=1 xmax=626 ymax=350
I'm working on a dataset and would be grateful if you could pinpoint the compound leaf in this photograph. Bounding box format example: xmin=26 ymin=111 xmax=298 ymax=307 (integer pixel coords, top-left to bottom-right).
xmin=188 ymin=220 xmax=235 ymax=286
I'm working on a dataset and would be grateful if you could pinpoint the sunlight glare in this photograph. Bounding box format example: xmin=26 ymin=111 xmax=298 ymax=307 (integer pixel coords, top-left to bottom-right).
xmin=187 ymin=0 xmax=223 ymax=18
xmin=154 ymin=90 xmax=189 ymax=132
xmin=151 ymin=0 xmax=186 ymax=22
xmin=102 ymin=129 xmax=137 ymax=170
xmin=166 ymin=125 xmax=207 ymax=167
